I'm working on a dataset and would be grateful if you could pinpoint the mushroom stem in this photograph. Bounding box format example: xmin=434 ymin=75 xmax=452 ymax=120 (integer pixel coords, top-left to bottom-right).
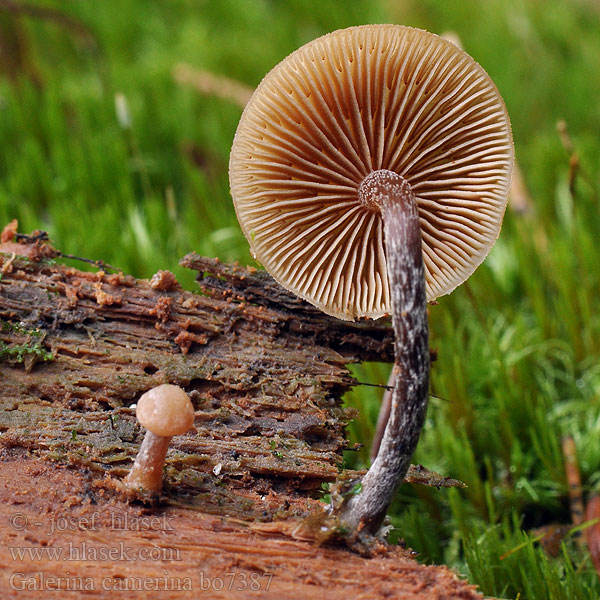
xmin=125 ymin=432 xmax=172 ymax=494
xmin=370 ymin=369 xmax=394 ymax=461
xmin=340 ymin=169 xmax=430 ymax=534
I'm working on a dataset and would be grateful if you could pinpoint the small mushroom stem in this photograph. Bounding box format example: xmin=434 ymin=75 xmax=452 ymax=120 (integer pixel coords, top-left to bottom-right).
xmin=370 ymin=369 xmax=394 ymax=461
xmin=340 ymin=169 xmax=430 ymax=534
xmin=125 ymin=432 xmax=172 ymax=494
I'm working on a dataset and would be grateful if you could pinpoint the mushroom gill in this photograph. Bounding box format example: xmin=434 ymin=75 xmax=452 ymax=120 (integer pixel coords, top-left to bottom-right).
xmin=230 ymin=24 xmax=513 ymax=321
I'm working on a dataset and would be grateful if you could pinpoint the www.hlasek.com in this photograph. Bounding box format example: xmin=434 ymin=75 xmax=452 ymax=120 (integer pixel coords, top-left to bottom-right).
xmin=9 ymin=541 xmax=179 ymax=562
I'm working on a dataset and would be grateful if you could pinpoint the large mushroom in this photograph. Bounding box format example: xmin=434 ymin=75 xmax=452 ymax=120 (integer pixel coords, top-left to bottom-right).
xmin=229 ymin=25 xmax=513 ymax=534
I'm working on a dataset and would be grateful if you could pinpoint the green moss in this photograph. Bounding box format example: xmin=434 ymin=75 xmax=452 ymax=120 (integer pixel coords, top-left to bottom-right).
xmin=0 ymin=320 xmax=54 ymax=365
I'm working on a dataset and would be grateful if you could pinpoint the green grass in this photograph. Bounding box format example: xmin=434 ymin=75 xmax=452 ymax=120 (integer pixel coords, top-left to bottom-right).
xmin=1 ymin=1 xmax=599 ymax=598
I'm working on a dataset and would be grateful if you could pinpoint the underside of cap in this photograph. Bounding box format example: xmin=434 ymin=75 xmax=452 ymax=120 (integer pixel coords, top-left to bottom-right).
xmin=230 ymin=24 xmax=514 ymax=321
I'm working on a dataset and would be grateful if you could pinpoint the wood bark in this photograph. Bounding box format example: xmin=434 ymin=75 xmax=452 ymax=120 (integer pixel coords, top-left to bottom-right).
xmin=0 ymin=229 xmax=482 ymax=599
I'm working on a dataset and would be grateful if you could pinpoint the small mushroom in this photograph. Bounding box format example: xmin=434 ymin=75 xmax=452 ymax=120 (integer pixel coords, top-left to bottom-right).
xmin=230 ymin=25 xmax=513 ymax=534
xmin=125 ymin=384 xmax=195 ymax=494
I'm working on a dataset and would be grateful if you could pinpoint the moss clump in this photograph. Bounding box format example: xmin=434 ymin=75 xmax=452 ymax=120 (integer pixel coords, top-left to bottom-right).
xmin=0 ymin=320 xmax=53 ymax=367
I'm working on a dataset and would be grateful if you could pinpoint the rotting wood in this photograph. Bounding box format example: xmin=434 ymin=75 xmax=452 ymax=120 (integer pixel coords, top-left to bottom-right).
xmin=0 ymin=455 xmax=482 ymax=599
xmin=0 ymin=227 xmax=480 ymax=599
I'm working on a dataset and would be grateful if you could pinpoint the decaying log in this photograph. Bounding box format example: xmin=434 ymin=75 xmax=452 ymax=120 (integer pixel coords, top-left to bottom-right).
xmin=0 ymin=228 xmax=480 ymax=599
xmin=0 ymin=455 xmax=480 ymax=599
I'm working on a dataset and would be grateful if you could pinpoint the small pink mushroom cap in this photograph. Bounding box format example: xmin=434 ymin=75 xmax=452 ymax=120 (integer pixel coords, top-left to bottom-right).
xmin=136 ymin=384 xmax=194 ymax=437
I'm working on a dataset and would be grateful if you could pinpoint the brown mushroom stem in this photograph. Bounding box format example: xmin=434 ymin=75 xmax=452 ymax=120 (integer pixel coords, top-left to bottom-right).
xmin=370 ymin=369 xmax=394 ymax=461
xmin=340 ymin=170 xmax=430 ymax=534
xmin=125 ymin=432 xmax=172 ymax=494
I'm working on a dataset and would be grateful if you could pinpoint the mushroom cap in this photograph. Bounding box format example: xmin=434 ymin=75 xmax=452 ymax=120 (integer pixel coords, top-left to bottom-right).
xmin=136 ymin=384 xmax=195 ymax=437
xmin=229 ymin=25 xmax=514 ymax=321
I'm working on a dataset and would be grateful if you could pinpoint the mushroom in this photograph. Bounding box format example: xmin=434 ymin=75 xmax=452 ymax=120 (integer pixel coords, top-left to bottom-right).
xmin=370 ymin=369 xmax=394 ymax=462
xmin=229 ymin=25 xmax=513 ymax=534
xmin=125 ymin=384 xmax=195 ymax=494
